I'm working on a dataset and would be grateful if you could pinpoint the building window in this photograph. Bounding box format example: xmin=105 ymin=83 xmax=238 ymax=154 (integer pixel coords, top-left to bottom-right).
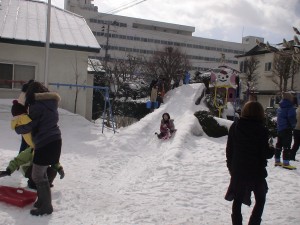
xmin=239 ymin=61 xmax=248 ymax=73
xmin=265 ymin=62 xmax=272 ymax=71
xmin=0 ymin=63 xmax=35 ymax=89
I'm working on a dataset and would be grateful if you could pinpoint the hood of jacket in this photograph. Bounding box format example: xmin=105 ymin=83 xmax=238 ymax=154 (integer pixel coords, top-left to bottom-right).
xmin=279 ymin=99 xmax=293 ymax=108
xmin=35 ymin=92 xmax=61 ymax=102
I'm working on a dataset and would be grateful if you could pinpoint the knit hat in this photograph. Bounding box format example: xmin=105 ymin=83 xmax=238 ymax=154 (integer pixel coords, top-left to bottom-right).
xmin=282 ymin=92 xmax=294 ymax=103
xmin=11 ymin=100 xmax=27 ymax=116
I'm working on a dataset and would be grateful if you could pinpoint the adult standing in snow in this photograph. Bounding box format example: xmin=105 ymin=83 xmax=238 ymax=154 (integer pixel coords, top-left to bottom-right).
xmin=291 ymin=103 xmax=300 ymax=161
xmin=225 ymin=101 xmax=274 ymax=225
xmin=150 ymin=84 xmax=158 ymax=111
xmin=156 ymin=92 xmax=163 ymax=108
xmin=14 ymin=81 xmax=62 ymax=216
xmin=275 ymin=92 xmax=296 ymax=169
xmin=183 ymin=71 xmax=190 ymax=84
xmin=149 ymin=78 xmax=158 ymax=97
xmin=158 ymin=78 xmax=166 ymax=97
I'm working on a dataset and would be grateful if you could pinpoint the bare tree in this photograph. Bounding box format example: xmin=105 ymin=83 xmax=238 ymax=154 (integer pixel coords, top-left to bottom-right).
xmin=112 ymin=55 xmax=143 ymax=82
xmin=272 ymin=52 xmax=300 ymax=92
xmin=242 ymin=56 xmax=260 ymax=93
xmin=290 ymin=59 xmax=300 ymax=90
xmin=71 ymin=55 xmax=87 ymax=114
xmin=145 ymin=47 xmax=191 ymax=91
xmin=272 ymin=54 xmax=294 ymax=92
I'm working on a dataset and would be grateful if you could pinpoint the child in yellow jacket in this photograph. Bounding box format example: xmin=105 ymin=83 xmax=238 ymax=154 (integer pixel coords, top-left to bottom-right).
xmin=11 ymin=100 xmax=34 ymax=148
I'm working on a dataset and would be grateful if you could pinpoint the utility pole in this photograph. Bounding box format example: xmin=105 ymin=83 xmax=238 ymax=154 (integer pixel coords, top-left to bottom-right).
xmin=102 ymin=21 xmax=117 ymax=69
xmin=104 ymin=23 xmax=111 ymax=69
xmin=44 ymin=0 xmax=51 ymax=87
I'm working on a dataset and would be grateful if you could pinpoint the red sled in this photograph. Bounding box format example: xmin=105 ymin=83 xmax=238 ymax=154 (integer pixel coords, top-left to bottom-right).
xmin=0 ymin=185 xmax=37 ymax=207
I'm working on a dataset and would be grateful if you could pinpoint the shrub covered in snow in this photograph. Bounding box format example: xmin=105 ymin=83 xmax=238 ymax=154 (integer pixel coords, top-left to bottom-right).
xmin=194 ymin=110 xmax=228 ymax=138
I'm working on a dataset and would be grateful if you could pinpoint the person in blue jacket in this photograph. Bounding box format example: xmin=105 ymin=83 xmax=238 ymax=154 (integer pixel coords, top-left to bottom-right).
xmin=183 ymin=71 xmax=190 ymax=84
xmin=275 ymin=92 xmax=296 ymax=169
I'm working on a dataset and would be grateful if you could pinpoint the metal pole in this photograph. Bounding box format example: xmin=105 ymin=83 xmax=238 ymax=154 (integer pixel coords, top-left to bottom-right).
xmin=104 ymin=23 xmax=110 ymax=68
xmin=44 ymin=0 xmax=51 ymax=87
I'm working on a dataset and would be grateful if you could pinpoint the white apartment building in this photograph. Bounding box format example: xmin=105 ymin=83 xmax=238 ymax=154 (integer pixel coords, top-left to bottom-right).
xmin=65 ymin=0 xmax=263 ymax=73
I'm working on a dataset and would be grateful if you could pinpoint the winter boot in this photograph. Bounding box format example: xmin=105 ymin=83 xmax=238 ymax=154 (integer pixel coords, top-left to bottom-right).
xmin=30 ymin=181 xmax=53 ymax=216
xmin=282 ymin=149 xmax=296 ymax=170
xmin=231 ymin=213 xmax=242 ymax=225
xmin=274 ymin=147 xmax=282 ymax=159
xmin=33 ymin=185 xmax=42 ymax=208
xmin=290 ymin=150 xmax=296 ymax=161
xmin=248 ymin=215 xmax=262 ymax=225
xmin=274 ymin=147 xmax=282 ymax=166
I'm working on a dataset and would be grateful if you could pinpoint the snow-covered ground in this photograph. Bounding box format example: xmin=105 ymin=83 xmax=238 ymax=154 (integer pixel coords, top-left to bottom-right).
xmin=0 ymin=83 xmax=299 ymax=225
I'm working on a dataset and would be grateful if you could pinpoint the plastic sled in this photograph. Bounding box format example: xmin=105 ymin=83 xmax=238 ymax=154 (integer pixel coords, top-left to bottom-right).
xmin=0 ymin=185 xmax=37 ymax=207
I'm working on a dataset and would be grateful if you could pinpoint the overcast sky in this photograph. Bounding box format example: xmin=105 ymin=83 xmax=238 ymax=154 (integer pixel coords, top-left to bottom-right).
xmin=49 ymin=0 xmax=300 ymax=44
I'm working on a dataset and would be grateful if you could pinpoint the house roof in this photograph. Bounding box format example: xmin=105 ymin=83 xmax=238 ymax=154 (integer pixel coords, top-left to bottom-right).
xmin=0 ymin=0 xmax=100 ymax=52
xmin=235 ymin=45 xmax=278 ymax=58
xmin=88 ymin=58 xmax=105 ymax=73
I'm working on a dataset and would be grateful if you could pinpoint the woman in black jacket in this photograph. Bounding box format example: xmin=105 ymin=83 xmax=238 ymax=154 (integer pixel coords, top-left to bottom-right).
xmin=225 ymin=101 xmax=274 ymax=225
xmin=15 ymin=81 xmax=62 ymax=216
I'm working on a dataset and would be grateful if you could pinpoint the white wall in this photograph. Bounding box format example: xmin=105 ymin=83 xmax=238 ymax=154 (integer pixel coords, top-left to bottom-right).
xmin=238 ymin=51 xmax=300 ymax=109
xmin=0 ymin=43 xmax=93 ymax=120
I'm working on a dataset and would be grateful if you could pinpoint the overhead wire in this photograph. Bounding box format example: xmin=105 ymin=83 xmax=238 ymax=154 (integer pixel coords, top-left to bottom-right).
xmin=102 ymin=0 xmax=147 ymax=15
xmin=77 ymin=1 xmax=237 ymax=67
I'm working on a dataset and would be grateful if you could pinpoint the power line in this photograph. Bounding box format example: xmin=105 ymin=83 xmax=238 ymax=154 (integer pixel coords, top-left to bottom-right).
xmin=102 ymin=0 xmax=147 ymax=15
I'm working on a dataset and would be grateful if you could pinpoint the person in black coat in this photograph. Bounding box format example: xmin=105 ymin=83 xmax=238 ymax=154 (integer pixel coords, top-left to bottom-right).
xmin=225 ymin=101 xmax=274 ymax=225
xmin=15 ymin=81 xmax=62 ymax=216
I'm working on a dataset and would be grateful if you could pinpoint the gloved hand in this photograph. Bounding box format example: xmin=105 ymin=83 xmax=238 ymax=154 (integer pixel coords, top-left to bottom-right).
xmin=57 ymin=167 xmax=65 ymax=179
xmin=0 ymin=169 xmax=11 ymax=178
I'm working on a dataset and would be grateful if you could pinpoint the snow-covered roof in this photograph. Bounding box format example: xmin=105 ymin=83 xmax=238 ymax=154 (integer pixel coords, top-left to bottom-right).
xmin=88 ymin=58 xmax=105 ymax=73
xmin=0 ymin=0 xmax=101 ymax=52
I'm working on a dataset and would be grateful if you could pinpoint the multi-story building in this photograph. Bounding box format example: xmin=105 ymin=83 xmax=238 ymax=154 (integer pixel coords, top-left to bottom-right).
xmin=236 ymin=45 xmax=300 ymax=108
xmin=65 ymin=0 xmax=263 ymax=73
